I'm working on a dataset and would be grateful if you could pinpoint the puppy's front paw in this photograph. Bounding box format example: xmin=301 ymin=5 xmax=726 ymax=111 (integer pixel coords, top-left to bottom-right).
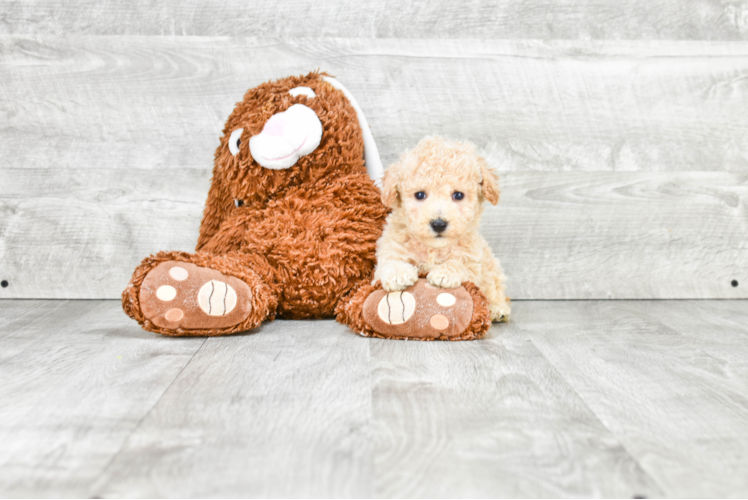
xmin=490 ymin=302 xmax=511 ymax=322
xmin=427 ymin=268 xmax=463 ymax=289
xmin=381 ymin=266 xmax=419 ymax=292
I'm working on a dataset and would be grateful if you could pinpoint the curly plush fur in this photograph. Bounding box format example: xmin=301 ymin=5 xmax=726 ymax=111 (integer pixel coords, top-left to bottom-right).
xmin=374 ymin=136 xmax=511 ymax=322
xmin=122 ymin=72 xmax=389 ymax=335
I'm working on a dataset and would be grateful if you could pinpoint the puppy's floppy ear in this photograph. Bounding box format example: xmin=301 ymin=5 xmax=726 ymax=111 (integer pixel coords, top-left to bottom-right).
xmin=478 ymin=156 xmax=500 ymax=205
xmin=380 ymin=162 xmax=401 ymax=208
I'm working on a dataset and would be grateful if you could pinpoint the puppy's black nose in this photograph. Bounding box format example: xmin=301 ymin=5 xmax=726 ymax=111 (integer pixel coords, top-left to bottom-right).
xmin=430 ymin=218 xmax=448 ymax=233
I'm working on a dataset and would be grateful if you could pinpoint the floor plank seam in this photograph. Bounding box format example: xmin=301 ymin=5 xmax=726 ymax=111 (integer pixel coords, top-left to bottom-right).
xmin=517 ymin=327 xmax=669 ymax=498
xmin=88 ymin=336 xmax=209 ymax=497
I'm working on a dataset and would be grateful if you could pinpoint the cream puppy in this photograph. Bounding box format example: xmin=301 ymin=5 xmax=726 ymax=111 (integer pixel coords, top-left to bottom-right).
xmin=373 ymin=136 xmax=511 ymax=322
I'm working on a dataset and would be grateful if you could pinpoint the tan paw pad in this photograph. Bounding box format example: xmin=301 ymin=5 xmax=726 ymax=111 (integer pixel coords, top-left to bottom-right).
xmin=377 ymin=291 xmax=416 ymax=325
xmin=165 ymin=308 xmax=184 ymax=322
xmin=197 ymin=280 xmax=237 ymax=316
xmin=156 ymin=285 xmax=177 ymax=301
xmin=436 ymin=293 xmax=456 ymax=307
xmin=169 ymin=266 xmax=189 ymax=281
xmin=429 ymin=314 xmax=449 ymax=330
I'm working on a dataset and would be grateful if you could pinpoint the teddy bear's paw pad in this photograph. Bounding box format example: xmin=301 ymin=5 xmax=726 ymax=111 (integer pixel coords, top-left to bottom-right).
xmin=139 ymin=261 xmax=252 ymax=331
xmin=197 ymin=280 xmax=238 ymax=316
xmin=362 ymin=279 xmax=474 ymax=340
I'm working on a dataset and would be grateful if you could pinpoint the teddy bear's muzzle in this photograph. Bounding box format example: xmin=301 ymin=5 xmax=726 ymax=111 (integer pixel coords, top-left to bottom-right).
xmin=249 ymin=104 xmax=323 ymax=170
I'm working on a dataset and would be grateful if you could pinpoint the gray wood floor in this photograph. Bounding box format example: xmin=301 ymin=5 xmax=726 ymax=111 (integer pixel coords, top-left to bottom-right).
xmin=1 ymin=299 xmax=747 ymax=498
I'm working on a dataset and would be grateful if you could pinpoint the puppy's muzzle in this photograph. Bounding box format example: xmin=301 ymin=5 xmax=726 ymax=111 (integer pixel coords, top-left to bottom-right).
xmin=430 ymin=218 xmax=448 ymax=234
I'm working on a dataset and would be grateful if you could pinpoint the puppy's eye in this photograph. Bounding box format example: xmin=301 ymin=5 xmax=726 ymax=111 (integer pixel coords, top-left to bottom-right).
xmin=228 ymin=128 xmax=243 ymax=156
xmin=415 ymin=191 xmax=427 ymax=200
xmin=234 ymin=199 xmax=244 ymax=207
xmin=452 ymin=191 xmax=465 ymax=201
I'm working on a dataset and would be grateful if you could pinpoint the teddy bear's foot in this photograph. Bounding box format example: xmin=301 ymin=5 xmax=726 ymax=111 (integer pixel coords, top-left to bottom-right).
xmin=123 ymin=250 xmax=279 ymax=336
xmin=137 ymin=261 xmax=255 ymax=333
xmin=337 ymin=278 xmax=492 ymax=341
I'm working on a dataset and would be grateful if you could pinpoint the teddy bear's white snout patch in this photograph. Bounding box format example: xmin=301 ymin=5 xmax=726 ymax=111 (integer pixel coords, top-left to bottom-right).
xmin=249 ymin=104 xmax=323 ymax=170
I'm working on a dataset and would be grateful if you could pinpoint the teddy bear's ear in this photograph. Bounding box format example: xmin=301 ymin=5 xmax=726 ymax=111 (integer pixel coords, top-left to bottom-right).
xmin=478 ymin=156 xmax=500 ymax=205
xmin=380 ymin=162 xmax=401 ymax=208
xmin=322 ymin=77 xmax=384 ymax=187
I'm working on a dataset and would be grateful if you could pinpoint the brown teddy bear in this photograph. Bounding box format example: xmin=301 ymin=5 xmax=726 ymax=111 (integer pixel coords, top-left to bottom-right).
xmin=122 ymin=72 xmax=491 ymax=340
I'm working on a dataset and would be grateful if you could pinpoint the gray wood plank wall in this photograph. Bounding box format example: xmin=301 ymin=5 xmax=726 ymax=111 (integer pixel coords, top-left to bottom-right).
xmin=2 ymin=0 xmax=748 ymax=39
xmin=1 ymin=4 xmax=747 ymax=300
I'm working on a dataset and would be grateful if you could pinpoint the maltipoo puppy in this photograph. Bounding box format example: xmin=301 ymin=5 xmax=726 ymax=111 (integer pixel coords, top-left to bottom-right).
xmin=373 ymin=136 xmax=511 ymax=322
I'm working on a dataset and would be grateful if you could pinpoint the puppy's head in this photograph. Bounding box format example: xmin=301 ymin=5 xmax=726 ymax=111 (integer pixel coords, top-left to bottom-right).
xmin=381 ymin=136 xmax=499 ymax=248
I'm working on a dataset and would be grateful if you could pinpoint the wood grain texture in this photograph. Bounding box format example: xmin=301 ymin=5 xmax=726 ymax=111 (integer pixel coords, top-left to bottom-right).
xmin=93 ymin=319 xmax=374 ymax=498
xmin=3 ymin=37 xmax=748 ymax=173
xmin=367 ymin=320 xmax=661 ymax=497
xmin=491 ymin=171 xmax=748 ymax=300
xmin=93 ymin=314 xmax=662 ymax=498
xmin=2 ymin=37 xmax=747 ymax=299
xmin=0 ymin=300 xmax=205 ymax=497
xmin=0 ymin=168 xmax=208 ymax=299
xmin=2 ymin=169 xmax=746 ymax=299
xmin=520 ymin=300 xmax=748 ymax=497
xmin=2 ymin=0 xmax=748 ymax=39
xmin=1 ymin=299 xmax=747 ymax=497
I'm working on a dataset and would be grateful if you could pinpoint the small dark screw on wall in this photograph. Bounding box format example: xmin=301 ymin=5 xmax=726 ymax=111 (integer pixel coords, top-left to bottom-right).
xmin=732 ymin=280 xmax=739 ymax=287
xmin=1 ymin=280 xmax=8 ymax=288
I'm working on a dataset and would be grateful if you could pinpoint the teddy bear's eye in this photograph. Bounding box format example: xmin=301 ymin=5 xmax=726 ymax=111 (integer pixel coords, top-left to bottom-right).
xmin=234 ymin=199 xmax=244 ymax=208
xmin=452 ymin=191 xmax=465 ymax=201
xmin=415 ymin=191 xmax=427 ymax=200
xmin=229 ymin=128 xmax=243 ymax=156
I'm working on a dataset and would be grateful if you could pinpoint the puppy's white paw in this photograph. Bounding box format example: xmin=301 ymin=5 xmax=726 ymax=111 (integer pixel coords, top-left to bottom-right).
xmin=490 ymin=302 xmax=511 ymax=322
xmin=381 ymin=265 xmax=419 ymax=292
xmin=426 ymin=268 xmax=463 ymax=289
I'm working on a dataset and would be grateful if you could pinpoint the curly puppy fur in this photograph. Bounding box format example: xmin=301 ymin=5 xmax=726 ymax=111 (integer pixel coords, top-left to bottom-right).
xmin=123 ymin=71 xmax=389 ymax=335
xmin=373 ymin=136 xmax=511 ymax=322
